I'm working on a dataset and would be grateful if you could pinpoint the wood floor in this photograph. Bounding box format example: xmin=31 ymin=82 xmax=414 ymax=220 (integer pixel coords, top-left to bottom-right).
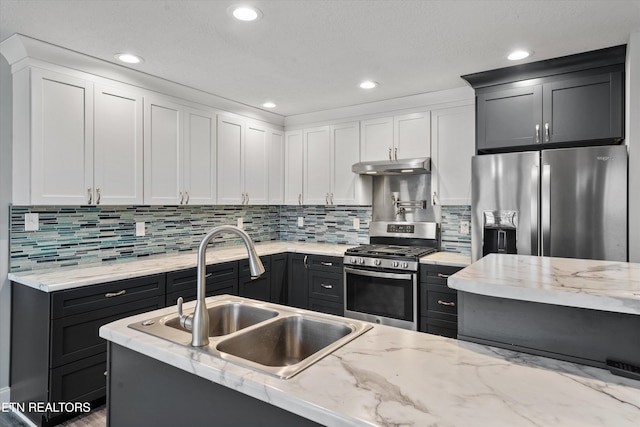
xmin=0 ymin=407 xmax=105 ymax=427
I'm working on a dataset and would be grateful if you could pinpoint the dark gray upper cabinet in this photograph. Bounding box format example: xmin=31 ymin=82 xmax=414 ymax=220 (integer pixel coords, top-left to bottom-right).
xmin=463 ymin=45 xmax=626 ymax=153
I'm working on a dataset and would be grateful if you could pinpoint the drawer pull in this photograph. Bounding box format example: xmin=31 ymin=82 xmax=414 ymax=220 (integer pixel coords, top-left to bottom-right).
xmin=437 ymin=300 xmax=456 ymax=307
xmin=320 ymin=284 xmax=333 ymax=289
xmin=205 ymin=273 xmax=213 ymax=278
xmin=437 ymin=273 xmax=450 ymax=279
xmin=320 ymin=262 xmax=333 ymax=266
xmin=104 ymin=371 xmax=107 ymax=376
xmin=105 ymin=290 xmax=126 ymax=298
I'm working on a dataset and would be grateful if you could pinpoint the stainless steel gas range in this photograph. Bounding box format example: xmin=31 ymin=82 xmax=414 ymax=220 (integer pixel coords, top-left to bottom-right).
xmin=344 ymin=221 xmax=438 ymax=330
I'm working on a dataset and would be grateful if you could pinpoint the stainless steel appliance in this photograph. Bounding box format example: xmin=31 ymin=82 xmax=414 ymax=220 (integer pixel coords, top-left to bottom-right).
xmin=344 ymin=221 xmax=438 ymax=330
xmin=472 ymin=145 xmax=628 ymax=262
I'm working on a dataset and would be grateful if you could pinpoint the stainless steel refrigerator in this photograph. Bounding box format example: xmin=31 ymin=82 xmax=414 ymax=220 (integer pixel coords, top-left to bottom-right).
xmin=471 ymin=145 xmax=628 ymax=262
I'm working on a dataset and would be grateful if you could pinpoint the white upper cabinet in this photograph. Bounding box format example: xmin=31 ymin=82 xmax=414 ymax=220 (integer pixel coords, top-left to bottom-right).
xmin=284 ymin=130 xmax=304 ymax=205
xmin=268 ymin=129 xmax=285 ymax=205
xmin=143 ymin=97 xmax=183 ymax=205
xmin=94 ymin=85 xmax=144 ymax=205
xmin=360 ymin=112 xmax=430 ymax=161
xmin=183 ymin=107 xmax=216 ymax=205
xmin=217 ymin=115 xmax=274 ymax=205
xmin=29 ymin=68 xmax=94 ymax=205
xmin=303 ymin=122 xmax=371 ymax=206
xmin=431 ymin=104 xmax=475 ymax=206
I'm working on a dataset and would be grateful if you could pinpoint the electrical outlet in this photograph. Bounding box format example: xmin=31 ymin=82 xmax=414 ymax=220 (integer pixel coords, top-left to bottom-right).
xmin=460 ymin=220 xmax=470 ymax=235
xmin=136 ymin=222 xmax=146 ymax=237
xmin=25 ymin=213 xmax=39 ymax=231
xmin=353 ymin=218 xmax=360 ymax=230
xmin=297 ymin=217 xmax=304 ymax=227
xmin=237 ymin=217 xmax=244 ymax=229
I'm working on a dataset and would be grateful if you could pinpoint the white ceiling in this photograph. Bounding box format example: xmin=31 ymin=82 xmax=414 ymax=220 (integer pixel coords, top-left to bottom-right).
xmin=2 ymin=0 xmax=640 ymax=117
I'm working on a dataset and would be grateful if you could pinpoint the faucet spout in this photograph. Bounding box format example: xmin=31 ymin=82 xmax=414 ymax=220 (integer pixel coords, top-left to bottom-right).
xmin=187 ymin=225 xmax=265 ymax=347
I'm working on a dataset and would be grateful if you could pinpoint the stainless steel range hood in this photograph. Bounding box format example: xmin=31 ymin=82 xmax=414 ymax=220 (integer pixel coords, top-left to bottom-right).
xmin=352 ymin=158 xmax=431 ymax=175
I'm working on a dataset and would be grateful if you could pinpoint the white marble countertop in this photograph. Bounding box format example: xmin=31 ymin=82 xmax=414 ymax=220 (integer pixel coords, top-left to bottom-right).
xmin=100 ymin=296 xmax=640 ymax=427
xmin=8 ymin=240 xmax=469 ymax=292
xmin=449 ymin=254 xmax=640 ymax=315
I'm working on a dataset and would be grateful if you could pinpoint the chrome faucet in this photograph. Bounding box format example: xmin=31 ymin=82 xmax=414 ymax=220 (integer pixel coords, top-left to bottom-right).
xmin=176 ymin=225 xmax=265 ymax=347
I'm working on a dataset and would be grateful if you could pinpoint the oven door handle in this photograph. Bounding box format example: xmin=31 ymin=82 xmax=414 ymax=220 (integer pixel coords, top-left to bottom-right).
xmin=344 ymin=267 xmax=414 ymax=281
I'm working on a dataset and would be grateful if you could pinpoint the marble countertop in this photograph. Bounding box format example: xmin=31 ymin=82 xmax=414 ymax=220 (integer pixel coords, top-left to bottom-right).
xmin=449 ymin=254 xmax=640 ymax=315
xmin=9 ymin=240 xmax=469 ymax=292
xmin=100 ymin=296 xmax=640 ymax=427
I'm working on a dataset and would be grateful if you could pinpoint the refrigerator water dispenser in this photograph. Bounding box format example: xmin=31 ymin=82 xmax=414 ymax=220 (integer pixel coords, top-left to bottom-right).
xmin=482 ymin=210 xmax=518 ymax=256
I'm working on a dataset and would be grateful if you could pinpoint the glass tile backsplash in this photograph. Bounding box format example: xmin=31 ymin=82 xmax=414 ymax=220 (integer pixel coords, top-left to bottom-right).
xmin=9 ymin=205 xmax=470 ymax=272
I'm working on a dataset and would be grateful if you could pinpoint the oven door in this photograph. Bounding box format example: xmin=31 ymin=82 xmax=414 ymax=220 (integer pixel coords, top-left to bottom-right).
xmin=344 ymin=267 xmax=417 ymax=330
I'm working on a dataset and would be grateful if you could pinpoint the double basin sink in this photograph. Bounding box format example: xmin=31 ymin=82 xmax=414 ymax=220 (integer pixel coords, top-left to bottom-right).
xmin=129 ymin=295 xmax=372 ymax=379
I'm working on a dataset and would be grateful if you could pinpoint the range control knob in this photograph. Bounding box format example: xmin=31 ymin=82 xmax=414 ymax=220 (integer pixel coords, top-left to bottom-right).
xmin=350 ymin=257 xmax=357 ymax=263
xmin=358 ymin=258 xmax=365 ymax=264
xmin=392 ymin=261 xmax=399 ymax=267
xmin=402 ymin=262 xmax=409 ymax=269
xmin=374 ymin=259 xmax=382 ymax=266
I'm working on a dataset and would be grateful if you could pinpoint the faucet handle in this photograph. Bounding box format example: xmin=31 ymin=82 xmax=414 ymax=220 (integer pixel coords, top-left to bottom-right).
xmin=176 ymin=297 xmax=193 ymax=330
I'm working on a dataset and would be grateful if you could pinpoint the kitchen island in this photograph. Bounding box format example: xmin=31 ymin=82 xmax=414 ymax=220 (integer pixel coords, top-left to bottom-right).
xmin=100 ymin=294 xmax=640 ymax=427
xmin=449 ymin=254 xmax=640 ymax=379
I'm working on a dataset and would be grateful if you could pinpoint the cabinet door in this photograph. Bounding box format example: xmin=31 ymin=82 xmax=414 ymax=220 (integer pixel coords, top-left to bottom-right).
xmin=431 ymin=105 xmax=475 ymax=206
xmin=245 ymin=124 xmax=269 ymax=204
xmin=360 ymin=117 xmax=393 ymax=161
xmin=287 ymin=254 xmax=308 ymax=309
xmin=303 ymin=126 xmax=332 ymax=204
xmin=268 ymin=129 xmax=285 ymax=205
xmin=477 ymin=85 xmax=543 ymax=151
xmin=144 ymin=98 xmax=183 ymax=204
xmin=394 ymin=112 xmax=430 ymax=159
xmin=183 ymin=108 xmax=216 ymax=205
xmin=331 ymin=121 xmax=368 ymax=205
xmin=94 ymin=85 xmax=143 ymax=205
xmin=543 ymin=71 xmax=623 ymax=144
xmin=30 ymin=69 xmax=93 ymax=204
xmin=284 ymin=130 xmax=304 ymax=205
xmin=217 ymin=115 xmax=244 ymax=204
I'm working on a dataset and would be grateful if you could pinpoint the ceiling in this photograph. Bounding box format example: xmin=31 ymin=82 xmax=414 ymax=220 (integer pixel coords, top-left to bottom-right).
xmin=2 ymin=0 xmax=640 ymax=117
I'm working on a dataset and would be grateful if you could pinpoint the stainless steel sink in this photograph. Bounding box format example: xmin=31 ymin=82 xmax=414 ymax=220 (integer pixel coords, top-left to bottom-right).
xmin=129 ymin=295 xmax=372 ymax=379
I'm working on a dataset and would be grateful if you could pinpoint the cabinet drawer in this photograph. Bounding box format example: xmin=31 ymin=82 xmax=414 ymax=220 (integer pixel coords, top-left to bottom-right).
xmin=238 ymin=275 xmax=271 ymax=302
xmin=306 ymin=255 xmax=343 ymax=273
xmin=308 ymin=298 xmax=343 ymax=317
xmin=165 ymin=284 xmax=236 ymax=306
xmin=420 ymin=264 xmax=462 ymax=286
xmin=52 ymin=274 xmax=165 ymax=319
xmin=51 ymin=296 xmax=164 ymax=367
xmin=308 ymin=270 xmax=343 ymax=303
xmin=166 ymin=262 xmax=238 ymax=294
xmin=50 ymin=352 xmax=107 ymax=404
xmin=426 ymin=290 xmax=458 ymax=316
xmin=239 ymin=256 xmax=271 ymax=277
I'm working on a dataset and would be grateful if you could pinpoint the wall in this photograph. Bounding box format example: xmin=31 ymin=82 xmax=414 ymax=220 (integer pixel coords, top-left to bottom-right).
xmin=628 ymin=31 xmax=640 ymax=263
xmin=0 ymin=55 xmax=12 ymax=403
xmin=440 ymin=206 xmax=471 ymax=255
xmin=278 ymin=205 xmax=370 ymax=244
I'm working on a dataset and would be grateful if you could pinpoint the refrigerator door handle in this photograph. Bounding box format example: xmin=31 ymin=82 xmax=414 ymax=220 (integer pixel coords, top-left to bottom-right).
xmin=541 ymin=164 xmax=551 ymax=256
xmin=531 ymin=164 xmax=539 ymax=255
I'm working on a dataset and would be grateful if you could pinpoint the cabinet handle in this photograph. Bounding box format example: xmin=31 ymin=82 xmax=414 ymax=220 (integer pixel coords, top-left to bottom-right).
xmin=205 ymin=273 xmax=213 ymax=278
xmin=179 ymin=192 xmax=184 ymax=205
xmin=320 ymin=284 xmax=333 ymax=289
xmin=96 ymin=188 xmax=101 ymax=205
xmin=330 ymin=193 xmax=334 ymax=205
xmin=105 ymin=290 xmax=126 ymax=298
xmin=298 ymin=193 xmax=302 ymax=205
xmin=432 ymin=191 xmax=438 ymax=206
xmin=245 ymin=193 xmax=249 ymax=205
xmin=437 ymin=300 xmax=456 ymax=307
xmin=325 ymin=193 xmax=329 ymax=205
xmin=185 ymin=192 xmax=189 ymax=205
xmin=388 ymin=147 xmax=392 ymax=160
xmin=535 ymin=124 xmax=540 ymax=143
xmin=544 ymin=122 xmax=550 ymax=142
xmin=104 ymin=371 xmax=107 ymax=376
xmin=87 ymin=187 xmax=92 ymax=205
xmin=320 ymin=262 xmax=333 ymax=266
xmin=303 ymin=255 xmax=308 ymax=269
xmin=437 ymin=273 xmax=450 ymax=279
xmin=394 ymin=147 xmax=398 ymax=160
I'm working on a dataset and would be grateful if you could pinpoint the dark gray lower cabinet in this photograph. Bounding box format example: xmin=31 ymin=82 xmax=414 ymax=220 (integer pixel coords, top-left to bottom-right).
xmin=11 ymin=274 xmax=166 ymax=427
xmin=107 ymin=343 xmax=322 ymax=427
xmin=165 ymin=261 xmax=239 ymax=306
xmin=287 ymin=254 xmax=343 ymax=315
xmin=239 ymin=256 xmax=272 ymax=301
xmin=419 ymin=264 xmax=463 ymax=339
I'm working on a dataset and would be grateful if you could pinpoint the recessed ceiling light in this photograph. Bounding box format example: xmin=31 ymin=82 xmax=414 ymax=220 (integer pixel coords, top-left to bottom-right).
xmin=230 ymin=5 xmax=262 ymax=21
xmin=359 ymin=80 xmax=379 ymax=89
xmin=115 ymin=53 xmax=143 ymax=64
xmin=507 ymin=50 xmax=532 ymax=61
xmin=262 ymin=102 xmax=276 ymax=108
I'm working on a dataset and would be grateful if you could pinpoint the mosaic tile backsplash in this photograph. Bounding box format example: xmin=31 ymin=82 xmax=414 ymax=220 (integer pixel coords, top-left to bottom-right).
xmin=10 ymin=204 xmax=469 ymax=272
